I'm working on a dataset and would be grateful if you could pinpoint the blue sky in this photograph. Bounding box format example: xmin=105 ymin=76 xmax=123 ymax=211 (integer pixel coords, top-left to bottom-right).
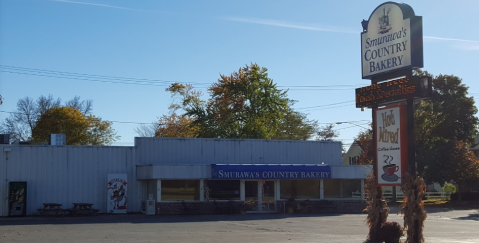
xmin=1 ymin=0 xmax=479 ymax=147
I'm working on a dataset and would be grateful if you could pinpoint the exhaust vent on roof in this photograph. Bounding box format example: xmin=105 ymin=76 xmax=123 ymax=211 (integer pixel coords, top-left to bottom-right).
xmin=0 ymin=134 xmax=10 ymax=144
xmin=49 ymin=134 xmax=66 ymax=146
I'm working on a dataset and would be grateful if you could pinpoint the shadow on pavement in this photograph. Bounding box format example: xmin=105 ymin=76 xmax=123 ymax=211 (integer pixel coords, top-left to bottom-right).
xmin=0 ymin=213 xmax=354 ymax=226
xmin=453 ymin=213 xmax=479 ymax=221
xmin=388 ymin=202 xmax=479 ymax=214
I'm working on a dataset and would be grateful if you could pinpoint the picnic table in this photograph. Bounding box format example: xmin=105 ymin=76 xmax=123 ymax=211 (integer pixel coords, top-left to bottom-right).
xmin=68 ymin=203 xmax=99 ymax=216
xmin=38 ymin=203 xmax=65 ymax=216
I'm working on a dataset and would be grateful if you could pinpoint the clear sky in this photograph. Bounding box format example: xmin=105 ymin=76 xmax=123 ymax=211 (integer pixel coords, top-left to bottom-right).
xmin=1 ymin=0 xmax=478 ymax=148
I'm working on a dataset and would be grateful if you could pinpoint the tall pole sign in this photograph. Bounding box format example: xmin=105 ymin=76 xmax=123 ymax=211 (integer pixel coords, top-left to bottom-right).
xmin=358 ymin=1 xmax=424 ymax=181
xmin=358 ymin=3 xmax=428 ymax=242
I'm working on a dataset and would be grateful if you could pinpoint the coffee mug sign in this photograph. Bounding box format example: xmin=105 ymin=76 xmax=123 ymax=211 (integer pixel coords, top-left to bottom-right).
xmin=375 ymin=105 xmax=408 ymax=185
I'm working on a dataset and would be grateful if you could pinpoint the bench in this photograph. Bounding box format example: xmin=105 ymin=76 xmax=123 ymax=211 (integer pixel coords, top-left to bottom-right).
xmin=38 ymin=203 xmax=66 ymax=216
xmin=68 ymin=203 xmax=99 ymax=216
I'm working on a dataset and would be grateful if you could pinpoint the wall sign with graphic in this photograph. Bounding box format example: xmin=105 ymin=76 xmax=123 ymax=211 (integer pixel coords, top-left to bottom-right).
xmin=107 ymin=174 xmax=128 ymax=214
xmin=361 ymin=2 xmax=423 ymax=79
xmin=375 ymin=105 xmax=408 ymax=186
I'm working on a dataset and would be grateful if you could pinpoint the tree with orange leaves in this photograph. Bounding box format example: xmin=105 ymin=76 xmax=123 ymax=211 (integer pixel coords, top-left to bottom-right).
xmin=355 ymin=124 xmax=374 ymax=165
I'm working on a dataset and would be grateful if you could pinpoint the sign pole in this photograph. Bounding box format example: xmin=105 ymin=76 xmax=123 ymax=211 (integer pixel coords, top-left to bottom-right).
xmin=372 ymin=104 xmax=378 ymax=177
xmin=358 ymin=3 xmax=425 ymax=242
xmin=407 ymin=95 xmax=420 ymax=243
xmin=407 ymin=96 xmax=415 ymax=177
xmin=371 ymin=103 xmax=384 ymax=236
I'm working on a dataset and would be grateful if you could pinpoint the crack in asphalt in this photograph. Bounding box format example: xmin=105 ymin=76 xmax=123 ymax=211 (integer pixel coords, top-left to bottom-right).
xmin=223 ymin=222 xmax=295 ymax=233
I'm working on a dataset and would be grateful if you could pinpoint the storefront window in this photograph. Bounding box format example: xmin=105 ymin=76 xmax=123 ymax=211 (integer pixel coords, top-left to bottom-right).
xmin=206 ymin=180 xmax=240 ymax=200
xmin=340 ymin=179 xmax=362 ymax=198
xmin=324 ymin=179 xmax=362 ymax=198
xmin=323 ymin=179 xmax=340 ymax=198
xmin=161 ymin=180 xmax=200 ymax=201
xmin=280 ymin=180 xmax=320 ymax=199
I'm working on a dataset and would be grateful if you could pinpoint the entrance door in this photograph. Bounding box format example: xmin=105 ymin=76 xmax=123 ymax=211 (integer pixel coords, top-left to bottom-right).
xmin=244 ymin=181 xmax=258 ymax=212
xmin=261 ymin=181 xmax=276 ymax=212
xmin=244 ymin=180 xmax=276 ymax=213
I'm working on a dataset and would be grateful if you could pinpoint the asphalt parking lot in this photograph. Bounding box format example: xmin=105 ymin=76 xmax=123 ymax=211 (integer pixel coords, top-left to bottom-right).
xmin=1 ymin=207 xmax=478 ymax=243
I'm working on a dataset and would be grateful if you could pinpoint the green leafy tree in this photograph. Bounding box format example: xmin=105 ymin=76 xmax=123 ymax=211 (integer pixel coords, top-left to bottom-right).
xmin=441 ymin=183 xmax=456 ymax=195
xmin=163 ymin=63 xmax=317 ymax=140
xmin=272 ymin=106 xmax=318 ymax=140
xmin=414 ymin=72 xmax=478 ymax=186
xmin=31 ymin=107 xmax=118 ymax=145
xmin=429 ymin=140 xmax=479 ymax=200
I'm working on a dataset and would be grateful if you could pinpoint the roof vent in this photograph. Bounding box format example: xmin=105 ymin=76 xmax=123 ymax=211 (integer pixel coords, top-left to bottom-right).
xmin=0 ymin=134 xmax=10 ymax=144
xmin=49 ymin=134 xmax=66 ymax=146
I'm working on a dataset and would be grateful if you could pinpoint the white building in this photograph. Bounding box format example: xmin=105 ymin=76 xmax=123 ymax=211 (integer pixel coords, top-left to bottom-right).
xmin=1 ymin=138 xmax=372 ymax=216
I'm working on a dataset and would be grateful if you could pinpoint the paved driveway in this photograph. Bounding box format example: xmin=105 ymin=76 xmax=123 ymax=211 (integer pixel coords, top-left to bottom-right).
xmin=1 ymin=207 xmax=478 ymax=243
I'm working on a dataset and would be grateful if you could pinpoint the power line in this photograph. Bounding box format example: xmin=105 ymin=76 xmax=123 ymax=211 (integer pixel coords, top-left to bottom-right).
xmin=0 ymin=69 xmax=210 ymax=88
xmin=0 ymin=65 xmax=366 ymax=112
xmin=300 ymin=103 xmax=354 ymax=112
xmin=335 ymin=122 xmax=371 ymax=130
xmin=295 ymin=100 xmax=355 ymax=110
xmin=0 ymin=110 xmax=372 ymax=127
xmin=0 ymin=65 xmax=366 ymax=90
xmin=0 ymin=110 xmax=156 ymax=125
xmin=0 ymin=65 xmax=210 ymax=86
xmin=318 ymin=120 xmax=370 ymax=124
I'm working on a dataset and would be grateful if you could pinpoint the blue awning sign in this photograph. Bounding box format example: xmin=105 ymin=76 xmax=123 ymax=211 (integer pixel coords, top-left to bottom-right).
xmin=211 ymin=164 xmax=331 ymax=179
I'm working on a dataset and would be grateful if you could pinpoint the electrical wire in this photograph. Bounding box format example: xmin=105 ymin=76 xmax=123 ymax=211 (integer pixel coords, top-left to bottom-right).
xmin=0 ymin=65 xmax=367 ymax=90
xmin=295 ymin=100 xmax=355 ymax=110
xmin=0 ymin=110 xmax=372 ymax=127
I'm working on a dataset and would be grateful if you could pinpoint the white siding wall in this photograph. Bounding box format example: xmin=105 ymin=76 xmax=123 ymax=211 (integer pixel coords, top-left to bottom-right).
xmin=331 ymin=165 xmax=373 ymax=179
xmin=0 ymin=138 xmax=345 ymax=216
xmin=135 ymin=138 xmax=342 ymax=166
xmin=0 ymin=145 xmax=139 ymax=216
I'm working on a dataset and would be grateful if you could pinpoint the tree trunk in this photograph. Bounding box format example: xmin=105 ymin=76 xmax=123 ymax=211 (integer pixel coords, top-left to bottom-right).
xmin=457 ymin=184 xmax=462 ymax=202
xmin=392 ymin=186 xmax=397 ymax=202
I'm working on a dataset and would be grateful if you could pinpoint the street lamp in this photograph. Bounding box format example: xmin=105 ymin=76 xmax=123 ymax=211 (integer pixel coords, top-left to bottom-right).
xmin=335 ymin=122 xmax=369 ymax=130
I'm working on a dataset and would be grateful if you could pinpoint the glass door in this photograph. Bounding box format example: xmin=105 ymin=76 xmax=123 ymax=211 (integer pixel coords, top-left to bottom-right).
xmin=244 ymin=180 xmax=276 ymax=213
xmin=244 ymin=181 xmax=258 ymax=212
xmin=261 ymin=181 xmax=276 ymax=212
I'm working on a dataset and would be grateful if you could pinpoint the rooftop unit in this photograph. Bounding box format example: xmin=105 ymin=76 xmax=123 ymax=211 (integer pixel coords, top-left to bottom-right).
xmin=49 ymin=134 xmax=66 ymax=146
xmin=0 ymin=134 xmax=10 ymax=144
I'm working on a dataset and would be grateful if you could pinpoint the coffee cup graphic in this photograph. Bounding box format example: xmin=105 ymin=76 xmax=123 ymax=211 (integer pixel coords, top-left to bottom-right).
xmin=383 ymin=164 xmax=399 ymax=176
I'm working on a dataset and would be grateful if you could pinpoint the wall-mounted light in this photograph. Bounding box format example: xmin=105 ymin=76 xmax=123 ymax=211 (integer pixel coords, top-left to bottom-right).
xmin=3 ymin=147 xmax=11 ymax=160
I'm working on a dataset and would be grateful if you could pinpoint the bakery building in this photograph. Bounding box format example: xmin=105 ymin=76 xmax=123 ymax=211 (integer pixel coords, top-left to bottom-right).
xmin=0 ymin=137 xmax=371 ymax=216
